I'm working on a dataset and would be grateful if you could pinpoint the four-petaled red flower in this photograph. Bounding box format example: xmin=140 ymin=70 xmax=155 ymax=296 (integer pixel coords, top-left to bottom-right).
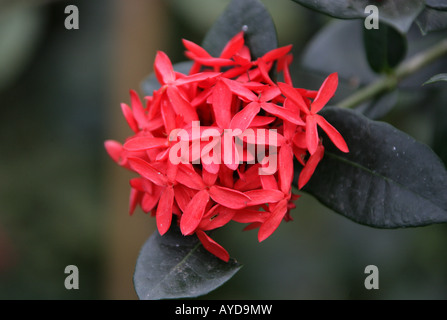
xmin=105 ymin=31 xmax=348 ymax=262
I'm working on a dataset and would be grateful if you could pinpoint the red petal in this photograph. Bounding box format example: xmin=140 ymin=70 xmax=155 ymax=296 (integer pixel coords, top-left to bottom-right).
xmin=279 ymin=143 xmax=294 ymax=194
xmin=202 ymin=168 xmax=218 ymax=186
xmin=130 ymin=90 xmax=149 ymax=127
xmin=199 ymin=206 xmax=235 ymax=231
xmin=232 ymin=209 xmax=269 ymax=224
xmin=129 ymin=188 xmax=143 ymax=216
xmin=260 ymin=102 xmax=305 ymax=126
xmin=208 ymin=185 xmax=251 ymax=209
xmin=129 ymin=177 xmax=144 ymax=191
xmin=202 ymin=160 xmax=220 ymax=176
xmin=182 ymin=39 xmax=211 ymax=58
xmin=250 ymin=116 xmax=276 ymax=127
xmin=196 ymin=230 xmax=230 ymax=262
xmin=243 ymin=222 xmax=262 ymax=231
xmin=234 ymin=163 xmax=262 ymax=191
xmin=156 ymin=186 xmax=174 ymax=235
xmin=315 ymin=114 xmax=349 ymax=153
xmin=306 ymin=115 xmax=319 ymax=155
xmin=230 ymin=102 xmax=260 ymax=131
xmin=166 ymin=160 xmax=178 ymax=182
xmin=141 ymin=186 xmax=162 ymax=213
xmin=173 ymin=184 xmax=193 ymax=212
xmin=297 ymin=88 xmax=318 ymax=99
xmin=218 ymin=164 xmax=235 ymax=188
xmin=221 ymin=65 xmax=251 ymax=79
xmin=277 ymin=82 xmax=310 ymax=115
xmin=121 ymin=103 xmax=139 ymax=133
xmin=260 ymin=86 xmax=281 ymax=102
xmin=175 ymin=164 xmax=206 ymax=190
xmin=277 ymin=54 xmax=293 ymax=85
xmin=257 ymin=59 xmax=275 ymax=86
xmin=174 ymin=72 xmax=221 ymax=86
xmin=180 ymin=189 xmax=209 ymax=235
xmin=166 ymin=86 xmax=198 ymax=123
xmin=127 ymin=157 xmax=168 ymax=186
xmin=161 ymin=99 xmax=176 ymax=134
xmin=311 ymin=73 xmax=338 ymax=114
xmin=261 ymin=45 xmax=292 ymax=62
xmin=258 ymin=199 xmax=288 ymax=242
xmin=245 ymin=189 xmax=284 ymax=206
xmin=260 ymin=174 xmax=279 ymax=191
xmin=292 ymin=130 xmax=307 ymax=149
xmin=123 ymin=136 xmax=168 ymax=151
xmin=220 ymin=31 xmax=245 ymax=59
xmin=154 ymin=51 xmax=175 ymax=84
xmin=211 ymin=80 xmax=232 ymax=128
xmin=189 ymin=57 xmax=235 ymax=67
xmin=222 ymin=78 xmax=257 ymax=102
xmin=104 ymin=140 xmax=124 ymax=164
xmin=298 ymin=144 xmax=324 ymax=189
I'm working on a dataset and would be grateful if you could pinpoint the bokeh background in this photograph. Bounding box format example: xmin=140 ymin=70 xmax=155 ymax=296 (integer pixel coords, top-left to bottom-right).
xmin=0 ymin=0 xmax=446 ymax=299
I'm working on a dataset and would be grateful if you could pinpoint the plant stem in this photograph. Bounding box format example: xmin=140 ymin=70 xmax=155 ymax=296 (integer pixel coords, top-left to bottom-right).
xmin=336 ymin=38 xmax=447 ymax=109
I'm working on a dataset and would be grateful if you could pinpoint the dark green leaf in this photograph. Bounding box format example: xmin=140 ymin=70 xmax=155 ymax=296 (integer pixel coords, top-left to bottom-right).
xmin=300 ymin=19 xmax=447 ymax=91
xmin=423 ymin=73 xmax=447 ymax=85
xmin=202 ymin=0 xmax=277 ymax=59
xmin=363 ymin=23 xmax=407 ymax=73
xmin=433 ymin=91 xmax=447 ymax=165
xmin=426 ymin=0 xmax=447 ymax=11
xmin=297 ymin=107 xmax=447 ymax=228
xmin=134 ymin=225 xmax=242 ymax=300
xmin=301 ymin=20 xmax=377 ymax=86
xmin=291 ymin=0 xmax=425 ymax=34
xmin=416 ymin=7 xmax=447 ymax=34
xmin=141 ymin=61 xmax=193 ymax=96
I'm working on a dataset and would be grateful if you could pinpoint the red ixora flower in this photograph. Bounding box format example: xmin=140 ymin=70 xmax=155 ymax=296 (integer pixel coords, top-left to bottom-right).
xmin=105 ymin=31 xmax=349 ymax=262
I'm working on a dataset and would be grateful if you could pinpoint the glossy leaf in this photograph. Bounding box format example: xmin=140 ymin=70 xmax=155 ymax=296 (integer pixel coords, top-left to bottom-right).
xmin=202 ymin=0 xmax=277 ymax=59
xmin=426 ymin=0 xmax=447 ymax=11
xmin=423 ymin=73 xmax=447 ymax=85
xmin=301 ymin=19 xmax=447 ymax=103
xmin=298 ymin=107 xmax=447 ymax=228
xmin=291 ymin=0 xmax=425 ymax=34
xmin=363 ymin=23 xmax=407 ymax=73
xmin=134 ymin=225 xmax=242 ymax=300
xmin=416 ymin=7 xmax=447 ymax=34
xmin=301 ymin=20 xmax=378 ymax=86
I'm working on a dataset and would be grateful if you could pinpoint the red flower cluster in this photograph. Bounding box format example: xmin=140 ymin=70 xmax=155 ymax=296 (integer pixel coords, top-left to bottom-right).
xmin=105 ymin=31 xmax=348 ymax=262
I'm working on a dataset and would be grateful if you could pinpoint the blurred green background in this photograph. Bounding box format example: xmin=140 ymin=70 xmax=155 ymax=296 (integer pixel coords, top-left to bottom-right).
xmin=0 ymin=0 xmax=446 ymax=299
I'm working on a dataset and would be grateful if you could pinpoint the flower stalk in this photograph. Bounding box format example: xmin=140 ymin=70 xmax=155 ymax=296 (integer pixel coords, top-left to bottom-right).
xmin=337 ymin=38 xmax=447 ymax=110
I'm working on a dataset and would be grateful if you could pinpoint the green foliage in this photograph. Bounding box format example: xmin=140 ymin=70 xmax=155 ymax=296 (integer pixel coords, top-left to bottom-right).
xmin=299 ymin=107 xmax=447 ymax=228
xmin=134 ymin=225 xmax=242 ymax=300
xmin=291 ymin=0 xmax=425 ymax=33
xmin=202 ymin=0 xmax=277 ymax=59
xmin=423 ymin=73 xmax=447 ymax=85
xmin=363 ymin=23 xmax=407 ymax=73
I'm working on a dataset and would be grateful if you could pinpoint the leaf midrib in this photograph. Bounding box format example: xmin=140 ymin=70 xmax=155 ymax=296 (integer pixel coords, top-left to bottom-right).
xmin=144 ymin=241 xmax=201 ymax=299
xmin=324 ymin=150 xmax=443 ymax=209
